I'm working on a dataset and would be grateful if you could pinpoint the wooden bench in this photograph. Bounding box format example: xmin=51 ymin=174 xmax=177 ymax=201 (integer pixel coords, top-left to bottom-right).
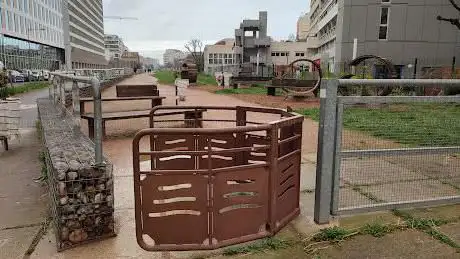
xmin=265 ymin=79 xmax=318 ymax=97
xmin=116 ymin=84 xmax=159 ymax=97
xmin=80 ymin=96 xmax=165 ymax=139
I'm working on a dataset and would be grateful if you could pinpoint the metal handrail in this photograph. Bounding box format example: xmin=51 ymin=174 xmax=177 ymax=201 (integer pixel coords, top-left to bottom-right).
xmin=338 ymin=78 xmax=460 ymax=87
xmin=49 ymin=72 xmax=104 ymax=167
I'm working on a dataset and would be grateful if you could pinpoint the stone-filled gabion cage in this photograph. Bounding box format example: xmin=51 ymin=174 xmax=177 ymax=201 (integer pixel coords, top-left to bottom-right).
xmin=38 ymin=98 xmax=115 ymax=251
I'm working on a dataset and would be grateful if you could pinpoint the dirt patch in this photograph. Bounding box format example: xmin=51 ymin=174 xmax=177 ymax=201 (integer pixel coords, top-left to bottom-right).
xmin=316 ymin=230 xmax=459 ymax=259
xmin=193 ymin=85 xmax=320 ymax=110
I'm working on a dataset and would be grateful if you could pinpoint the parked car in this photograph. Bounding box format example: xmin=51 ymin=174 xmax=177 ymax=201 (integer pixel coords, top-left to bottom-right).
xmin=19 ymin=69 xmax=33 ymax=81
xmin=42 ymin=70 xmax=50 ymax=80
xmin=7 ymin=70 xmax=25 ymax=83
xmin=31 ymin=70 xmax=44 ymax=81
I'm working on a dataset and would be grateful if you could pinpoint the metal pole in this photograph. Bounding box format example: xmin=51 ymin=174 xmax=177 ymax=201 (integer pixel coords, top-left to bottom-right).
xmin=452 ymin=56 xmax=456 ymax=79
xmin=91 ymin=77 xmax=104 ymax=167
xmin=413 ymin=58 xmax=418 ymax=79
xmin=314 ymin=79 xmax=338 ymax=224
xmin=72 ymin=80 xmax=80 ymax=132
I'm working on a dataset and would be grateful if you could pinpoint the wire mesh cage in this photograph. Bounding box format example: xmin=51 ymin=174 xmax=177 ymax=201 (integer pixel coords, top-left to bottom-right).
xmin=38 ymin=98 xmax=115 ymax=251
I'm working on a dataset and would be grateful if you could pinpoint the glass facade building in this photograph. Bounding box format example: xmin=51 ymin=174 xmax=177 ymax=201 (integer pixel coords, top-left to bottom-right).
xmin=1 ymin=0 xmax=65 ymax=70
xmin=0 ymin=35 xmax=64 ymax=70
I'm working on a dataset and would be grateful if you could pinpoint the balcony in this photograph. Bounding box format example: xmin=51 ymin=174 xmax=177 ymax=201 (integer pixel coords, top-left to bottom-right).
xmin=241 ymin=19 xmax=260 ymax=29
xmin=254 ymin=37 xmax=270 ymax=47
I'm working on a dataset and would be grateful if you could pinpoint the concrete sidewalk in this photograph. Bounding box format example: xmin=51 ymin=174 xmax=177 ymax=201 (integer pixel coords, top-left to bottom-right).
xmin=0 ymin=129 xmax=48 ymax=259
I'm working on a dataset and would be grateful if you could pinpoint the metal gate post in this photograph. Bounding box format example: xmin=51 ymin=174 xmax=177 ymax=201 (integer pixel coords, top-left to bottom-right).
xmin=314 ymin=79 xmax=338 ymax=224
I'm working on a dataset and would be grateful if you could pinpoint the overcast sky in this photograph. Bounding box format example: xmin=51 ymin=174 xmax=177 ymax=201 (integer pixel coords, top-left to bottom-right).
xmin=103 ymin=0 xmax=310 ymax=62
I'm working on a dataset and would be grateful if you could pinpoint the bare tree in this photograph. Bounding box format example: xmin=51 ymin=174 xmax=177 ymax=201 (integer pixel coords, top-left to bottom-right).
xmin=437 ymin=0 xmax=460 ymax=30
xmin=184 ymin=39 xmax=204 ymax=72
xmin=288 ymin=33 xmax=296 ymax=42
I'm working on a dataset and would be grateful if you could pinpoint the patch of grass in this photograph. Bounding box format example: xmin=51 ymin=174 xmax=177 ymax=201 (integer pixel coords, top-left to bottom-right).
xmin=154 ymin=70 xmax=177 ymax=84
xmin=5 ymin=82 xmax=50 ymax=96
xmin=35 ymin=151 xmax=48 ymax=183
xmin=222 ymin=237 xmax=292 ymax=256
xmin=296 ymin=108 xmax=320 ymax=121
xmin=426 ymin=228 xmax=460 ymax=249
xmin=312 ymin=227 xmax=357 ymax=242
xmin=360 ymin=222 xmax=394 ymax=237
xmin=197 ymin=73 xmax=217 ymax=86
xmin=297 ymin=103 xmax=460 ymax=146
xmin=392 ymin=209 xmax=460 ymax=250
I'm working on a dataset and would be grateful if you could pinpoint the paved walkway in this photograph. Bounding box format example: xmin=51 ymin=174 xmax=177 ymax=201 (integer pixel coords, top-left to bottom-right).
xmin=0 ymin=88 xmax=50 ymax=259
xmin=30 ymin=73 xmax=321 ymax=258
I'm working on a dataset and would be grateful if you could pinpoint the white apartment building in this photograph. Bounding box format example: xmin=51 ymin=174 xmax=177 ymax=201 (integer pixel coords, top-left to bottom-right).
xmin=203 ymin=38 xmax=237 ymax=75
xmin=64 ymin=0 xmax=106 ymax=69
xmin=297 ymin=12 xmax=311 ymax=41
xmin=104 ymin=34 xmax=127 ymax=60
xmin=0 ymin=0 xmax=65 ymax=70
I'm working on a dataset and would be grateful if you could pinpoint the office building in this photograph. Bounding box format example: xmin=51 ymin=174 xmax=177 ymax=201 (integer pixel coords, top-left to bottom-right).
xmin=306 ymin=0 xmax=460 ymax=76
xmin=297 ymin=13 xmax=311 ymax=41
xmin=0 ymin=0 xmax=65 ymax=70
xmin=120 ymin=51 xmax=140 ymax=70
xmin=64 ymin=0 xmax=106 ymax=69
xmin=104 ymin=34 xmax=127 ymax=60
xmin=204 ymin=38 xmax=237 ymax=75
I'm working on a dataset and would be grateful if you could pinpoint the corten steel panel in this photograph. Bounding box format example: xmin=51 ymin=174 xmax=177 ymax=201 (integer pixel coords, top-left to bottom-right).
xmin=275 ymin=148 xmax=301 ymax=229
xmin=154 ymin=135 xmax=197 ymax=170
xmin=133 ymin=106 xmax=304 ymax=251
xmin=137 ymin=174 xmax=209 ymax=247
xmin=116 ymin=84 xmax=159 ymax=97
xmin=246 ymin=134 xmax=270 ymax=163
xmin=198 ymin=134 xmax=239 ymax=169
xmin=213 ymin=167 xmax=270 ymax=242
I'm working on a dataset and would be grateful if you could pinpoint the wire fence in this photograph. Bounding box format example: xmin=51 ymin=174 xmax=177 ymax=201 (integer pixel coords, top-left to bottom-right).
xmin=337 ymin=101 xmax=460 ymax=213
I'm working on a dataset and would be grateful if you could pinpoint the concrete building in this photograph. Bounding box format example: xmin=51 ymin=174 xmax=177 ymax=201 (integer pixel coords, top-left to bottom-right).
xmin=306 ymin=0 xmax=460 ymax=76
xmin=104 ymin=34 xmax=127 ymax=60
xmin=0 ymin=0 xmax=65 ymax=70
xmin=64 ymin=0 xmax=106 ymax=69
xmin=270 ymin=41 xmax=310 ymax=66
xmin=143 ymin=57 xmax=160 ymax=69
xmin=120 ymin=51 xmax=140 ymax=70
xmin=204 ymin=38 xmax=237 ymax=75
xmin=297 ymin=13 xmax=311 ymax=41
xmin=234 ymin=11 xmax=271 ymax=75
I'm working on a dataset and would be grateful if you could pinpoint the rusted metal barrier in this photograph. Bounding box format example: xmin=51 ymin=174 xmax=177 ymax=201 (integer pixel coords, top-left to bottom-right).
xmin=132 ymin=106 xmax=304 ymax=251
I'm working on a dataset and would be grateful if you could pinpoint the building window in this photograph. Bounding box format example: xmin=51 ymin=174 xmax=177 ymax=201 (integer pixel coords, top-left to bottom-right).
xmin=295 ymin=52 xmax=305 ymax=57
xmin=379 ymin=6 xmax=389 ymax=40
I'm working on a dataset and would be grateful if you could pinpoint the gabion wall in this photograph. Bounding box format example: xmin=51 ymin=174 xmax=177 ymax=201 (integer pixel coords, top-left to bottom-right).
xmin=38 ymin=98 xmax=115 ymax=251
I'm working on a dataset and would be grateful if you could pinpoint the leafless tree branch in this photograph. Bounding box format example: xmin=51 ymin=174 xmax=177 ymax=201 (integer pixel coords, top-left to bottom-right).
xmin=437 ymin=0 xmax=460 ymax=30
xmin=184 ymin=39 xmax=205 ymax=71
xmin=437 ymin=16 xmax=460 ymax=30
xmin=448 ymin=0 xmax=460 ymax=12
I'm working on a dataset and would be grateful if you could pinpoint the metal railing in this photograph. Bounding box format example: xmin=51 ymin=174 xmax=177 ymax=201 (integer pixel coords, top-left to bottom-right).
xmin=132 ymin=106 xmax=304 ymax=251
xmin=315 ymin=78 xmax=460 ymax=224
xmin=49 ymin=72 xmax=104 ymax=166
